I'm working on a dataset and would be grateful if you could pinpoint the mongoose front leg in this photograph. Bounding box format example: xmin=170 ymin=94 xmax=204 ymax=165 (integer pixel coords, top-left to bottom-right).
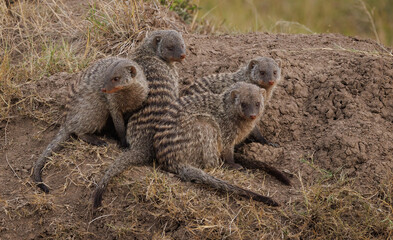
xmin=249 ymin=126 xmax=279 ymax=147
xmin=234 ymin=152 xmax=291 ymax=186
xmin=109 ymin=106 xmax=129 ymax=148
xmin=221 ymin=147 xmax=243 ymax=170
xmin=78 ymin=134 xmax=107 ymax=146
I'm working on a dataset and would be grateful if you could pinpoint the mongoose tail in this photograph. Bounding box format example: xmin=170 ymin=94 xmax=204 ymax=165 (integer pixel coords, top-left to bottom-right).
xmin=234 ymin=152 xmax=291 ymax=186
xmin=176 ymin=165 xmax=279 ymax=206
xmin=33 ymin=126 xmax=70 ymax=193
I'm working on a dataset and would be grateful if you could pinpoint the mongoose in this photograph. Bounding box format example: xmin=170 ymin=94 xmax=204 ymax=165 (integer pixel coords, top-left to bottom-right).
xmin=153 ymin=82 xmax=279 ymax=206
xmin=92 ymin=29 xmax=186 ymax=208
xmin=33 ymin=57 xmax=148 ymax=193
xmin=181 ymin=56 xmax=282 ymax=146
xmin=176 ymin=82 xmax=268 ymax=169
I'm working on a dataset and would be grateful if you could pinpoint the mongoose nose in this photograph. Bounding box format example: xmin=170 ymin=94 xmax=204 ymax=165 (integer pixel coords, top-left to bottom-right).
xmin=250 ymin=115 xmax=257 ymax=120
xmin=180 ymin=54 xmax=186 ymax=60
xmin=268 ymin=81 xmax=275 ymax=85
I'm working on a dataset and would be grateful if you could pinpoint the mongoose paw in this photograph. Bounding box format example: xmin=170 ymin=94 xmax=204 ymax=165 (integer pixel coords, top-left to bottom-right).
xmin=79 ymin=134 xmax=108 ymax=146
xmin=92 ymin=139 xmax=108 ymax=146
xmin=119 ymin=141 xmax=130 ymax=149
xmin=225 ymin=163 xmax=244 ymax=170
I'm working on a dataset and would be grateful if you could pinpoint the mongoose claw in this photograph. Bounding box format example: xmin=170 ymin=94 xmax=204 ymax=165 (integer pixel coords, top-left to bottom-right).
xmin=92 ymin=139 xmax=108 ymax=147
xmin=119 ymin=140 xmax=130 ymax=149
xmin=268 ymin=142 xmax=280 ymax=148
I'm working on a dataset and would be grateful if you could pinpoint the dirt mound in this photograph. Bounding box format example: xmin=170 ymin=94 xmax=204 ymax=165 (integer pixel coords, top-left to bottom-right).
xmin=1 ymin=31 xmax=392 ymax=239
xmin=181 ymin=33 xmax=393 ymax=186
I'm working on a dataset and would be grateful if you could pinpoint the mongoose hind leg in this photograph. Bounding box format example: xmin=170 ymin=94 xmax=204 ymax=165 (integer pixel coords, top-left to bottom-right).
xmin=78 ymin=134 xmax=107 ymax=146
xmin=234 ymin=152 xmax=291 ymax=186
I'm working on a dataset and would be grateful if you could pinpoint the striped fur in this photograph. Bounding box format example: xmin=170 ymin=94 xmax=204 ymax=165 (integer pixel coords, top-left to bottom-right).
xmin=153 ymin=82 xmax=279 ymax=206
xmin=182 ymin=57 xmax=282 ymax=147
xmin=182 ymin=57 xmax=290 ymax=184
xmin=93 ymin=30 xmax=186 ymax=208
xmin=181 ymin=56 xmax=281 ymax=106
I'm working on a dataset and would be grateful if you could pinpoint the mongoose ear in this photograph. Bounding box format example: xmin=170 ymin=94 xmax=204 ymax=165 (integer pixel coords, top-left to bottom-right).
xmin=260 ymin=88 xmax=267 ymax=99
xmin=276 ymin=59 xmax=282 ymax=68
xmin=247 ymin=59 xmax=258 ymax=73
xmin=231 ymin=89 xmax=239 ymax=101
xmin=128 ymin=65 xmax=137 ymax=78
xmin=153 ymin=35 xmax=162 ymax=49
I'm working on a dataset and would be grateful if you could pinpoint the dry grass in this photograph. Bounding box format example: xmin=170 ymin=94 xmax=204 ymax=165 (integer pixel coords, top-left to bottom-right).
xmin=0 ymin=0 xmax=190 ymax=124
xmin=5 ymin=142 xmax=391 ymax=239
xmin=288 ymin=173 xmax=393 ymax=239
xmin=1 ymin=0 xmax=392 ymax=239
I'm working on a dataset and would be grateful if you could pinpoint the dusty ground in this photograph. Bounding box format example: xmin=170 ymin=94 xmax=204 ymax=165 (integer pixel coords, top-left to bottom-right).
xmin=1 ymin=1 xmax=393 ymax=240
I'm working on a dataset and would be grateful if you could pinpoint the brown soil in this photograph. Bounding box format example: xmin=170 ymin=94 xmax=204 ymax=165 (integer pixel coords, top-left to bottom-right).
xmin=1 ymin=3 xmax=393 ymax=240
xmin=181 ymin=32 xmax=393 ymax=187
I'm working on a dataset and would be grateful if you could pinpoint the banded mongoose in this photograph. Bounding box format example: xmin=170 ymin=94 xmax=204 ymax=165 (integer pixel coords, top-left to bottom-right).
xmin=152 ymin=82 xmax=279 ymax=206
xmin=33 ymin=57 xmax=148 ymax=193
xmin=177 ymin=82 xmax=268 ymax=170
xmin=92 ymin=29 xmax=186 ymax=208
xmin=181 ymin=56 xmax=282 ymax=146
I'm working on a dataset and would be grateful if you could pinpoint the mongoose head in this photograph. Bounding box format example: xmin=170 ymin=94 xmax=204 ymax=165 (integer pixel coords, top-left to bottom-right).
xmin=246 ymin=57 xmax=281 ymax=89
xmin=228 ymin=82 xmax=266 ymax=121
xmin=101 ymin=60 xmax=145 ymax=93
xmin=144 ymin=30 xmax=186 ymax=64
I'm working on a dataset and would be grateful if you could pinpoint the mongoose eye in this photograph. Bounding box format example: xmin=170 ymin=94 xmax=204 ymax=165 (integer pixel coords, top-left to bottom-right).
xmin=241 ymin=103 xmax=247 ymax=109
xmin=166 ymin=46 xmax=174 ymax=51
xmin=112 ymin=77 xmax=120 ymax=82
xmin=273 ymin=70 xmax=277 ymax=75
xmin=255 ymin=102 xmax=260 ymax=107
xmin=260 ymin=71 xmax=266 ymax=76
